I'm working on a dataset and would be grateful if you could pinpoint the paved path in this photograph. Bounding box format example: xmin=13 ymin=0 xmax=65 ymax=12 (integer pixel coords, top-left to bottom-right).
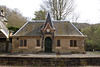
xmin=0 ymin=52 xmax=100 ymax=58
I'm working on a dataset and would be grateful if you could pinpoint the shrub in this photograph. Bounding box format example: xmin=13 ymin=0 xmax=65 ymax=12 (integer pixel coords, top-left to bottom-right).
xmin=7 ymin=26 xmax=20 ymax=33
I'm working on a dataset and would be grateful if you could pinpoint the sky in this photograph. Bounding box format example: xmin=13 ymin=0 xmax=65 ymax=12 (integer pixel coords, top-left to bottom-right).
xmin=0 ymin=0 xmax=100 ymax=24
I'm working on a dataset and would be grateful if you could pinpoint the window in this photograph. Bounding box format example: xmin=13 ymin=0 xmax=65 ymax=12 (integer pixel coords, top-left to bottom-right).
xmin=70 ymin=40 xmax=73 ymax=47
xmin=74 ymin=40 xmax=77 ymax=47
xmin=70 ymin=40 xmax=77 ymax=47
xmin=24 ymin=40 xmax=27 ymax=46
xmin=57 ymin=40 xmax=60 ymax=47
xmin=37 ymin=40 xmax=40 ymax=46
xmin=20 ymin=40 xmax=27 ymax=47
xmin=20 ymin=40 xmax=23 ymax=47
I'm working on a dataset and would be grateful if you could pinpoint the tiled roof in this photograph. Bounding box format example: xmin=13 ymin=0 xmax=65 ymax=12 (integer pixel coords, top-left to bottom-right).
xmin=0 ymin=21 xmax=9 ymax=38
xmin=14 ymin=20 xmax=84 ymax=36
xmin=0 ymin=10 xmax=9 ymax=38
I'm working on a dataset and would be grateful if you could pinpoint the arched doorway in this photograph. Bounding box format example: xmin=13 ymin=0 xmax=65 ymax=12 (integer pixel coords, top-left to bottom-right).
xmin=45 ymin=37 xmax=52 ymax=53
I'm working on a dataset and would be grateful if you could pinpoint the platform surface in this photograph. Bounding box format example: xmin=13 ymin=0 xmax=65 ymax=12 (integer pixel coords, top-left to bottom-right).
xmin=0 ymin=51 xmax=100 ymax=58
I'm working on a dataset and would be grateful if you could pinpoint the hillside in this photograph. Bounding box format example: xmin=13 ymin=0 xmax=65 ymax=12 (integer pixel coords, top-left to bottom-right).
xmin=0 ymin=6 xmax=27 ymax=28
xmin=81 ymin=24 xmax=100 ymax=51
xmin=72 ymin=23 xmax=92 ymax=29
xmin=72 ymin=22 xmax=100 ymax=51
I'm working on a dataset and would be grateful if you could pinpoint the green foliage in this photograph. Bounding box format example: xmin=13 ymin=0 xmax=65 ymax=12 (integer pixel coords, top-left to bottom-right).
xmin=33 ymin=10 xmax=47 ymax=20
xmin=7 ymin=26 xmax=19 ymax=33
xmin=82 ymin=25 xmax=100 ymax=51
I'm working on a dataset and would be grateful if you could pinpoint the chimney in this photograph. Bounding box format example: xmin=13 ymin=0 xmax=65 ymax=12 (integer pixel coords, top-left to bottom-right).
xmin=9 ymin=30 xmax=14 ymax=36
xmin=0 ymin=10 xmax=8 ymax=24
xmin=0 ymin=10 xmax=5 ymax=17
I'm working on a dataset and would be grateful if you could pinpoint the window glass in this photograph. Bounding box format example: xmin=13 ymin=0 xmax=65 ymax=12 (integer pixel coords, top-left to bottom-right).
xmin=37 ymin=40 xmax=40 ymax=46
xmin=24 ymin=40 xmax=27 ymax=46
xmin=57 ymin=40 xmax=60 ymax=47
xmin=20 ymin=40 xmax=23 ymax=47
xmin=70 ymin=40 xmax=77 ymax=47
xmin=74 ymin=40 xmax=77 ymax=47
xmin=70 ymin=40 xmax=73 ymax=47
xmin=20 ymin=40 xmax=27 ymax=47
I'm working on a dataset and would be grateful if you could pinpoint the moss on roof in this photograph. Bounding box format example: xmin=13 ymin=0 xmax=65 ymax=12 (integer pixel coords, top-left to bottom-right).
xmin=14 ymin=21 xmax=83 ymax=36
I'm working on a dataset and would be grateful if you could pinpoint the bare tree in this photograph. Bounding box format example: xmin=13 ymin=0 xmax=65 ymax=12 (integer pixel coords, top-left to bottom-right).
xmin=71 ymin=13 xmax=80 ymax=22
xmin=0 ymin=6 xmax=27 ymax=27
xmin=40 ymin=0 xmax=75 ymax=20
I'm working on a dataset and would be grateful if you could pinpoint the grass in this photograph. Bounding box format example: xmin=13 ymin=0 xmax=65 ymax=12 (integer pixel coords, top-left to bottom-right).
xmin=86 ymin=51 xmax=100 ymax=55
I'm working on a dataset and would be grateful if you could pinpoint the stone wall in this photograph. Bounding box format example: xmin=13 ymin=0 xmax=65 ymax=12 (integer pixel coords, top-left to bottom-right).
xmin=53 ymin=36 xmax=85 ymax=53
xmin=0 ymin=38 xmax=6 ymax=52
xmin=12 ymin=36 xmax=85 ymax=53
xmin=0 ymin=57 xmax=100 ymax=66
xmin=12 ymin=37 xmax=42 ymax=53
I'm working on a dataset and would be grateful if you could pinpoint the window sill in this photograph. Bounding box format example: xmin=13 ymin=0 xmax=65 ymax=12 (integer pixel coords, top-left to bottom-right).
xmin=56 ymin=47 xmax=61 ymax=49
xmin=35 ymin=46 xmax=41 ymax=49
xmin=69 ymin=47 xmax=79 ymax=49
xmin=18 ymin=47 xmax=28 ymax=49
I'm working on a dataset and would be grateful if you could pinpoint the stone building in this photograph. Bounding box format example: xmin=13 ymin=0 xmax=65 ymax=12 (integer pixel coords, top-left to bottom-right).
xmin=11 ymin=12 xmax=86 ymax=53
xmin=0 ymin=10 xmax=9 ymax=52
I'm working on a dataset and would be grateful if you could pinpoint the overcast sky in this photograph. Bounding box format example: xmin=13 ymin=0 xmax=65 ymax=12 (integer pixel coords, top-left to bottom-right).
xmin=0 ymin=0 xmax=100 ymax=24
